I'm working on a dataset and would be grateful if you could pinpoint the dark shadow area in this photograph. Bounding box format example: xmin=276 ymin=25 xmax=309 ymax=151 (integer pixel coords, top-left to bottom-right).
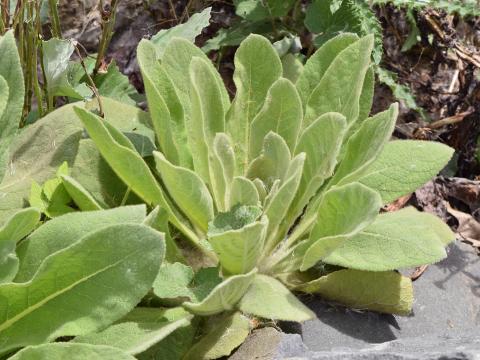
xmin=434 ymin=242 xmax=480 ymax=298
xmin=302 ymin=297 xmax=399 ymax=344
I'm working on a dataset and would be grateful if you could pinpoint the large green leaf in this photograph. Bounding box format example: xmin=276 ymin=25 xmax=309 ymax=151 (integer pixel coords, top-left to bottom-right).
xmin=137 ymin=40 xmax=187 ymax=167
xmin=358 ymin=140 xmax=454 ymax=203
xmin=298 ymin=269 xmax=413 ymax=315
xmin=227 ymin=34 xmax=282 ymax=174
xmin=183 ymin=312 xmax=251 ymax=360
xmin=304 ymin=35 xmax=373 ymax=127
xmin=73 ymin=307 xmax=192 ymax=355
xmin=188 ymin=56 xmax=227 ymax=186
xmin=154 ymin=151 xmax=214 ymax=234
xmin=0 ymin=208 xmax=40 ymax=283
xmin=151 ymin=7 xmax=212 ymax=58
xmin=358 ymin=66 xmax=375 ymax=122
xmin=42 ymin=38 xmax=91 ymax=99
xmin=264 ymin=153 xmax=305 ymax=252
xmin=0 ymin=31 xmax=24 ymax=180
xmin=247 ymin=132 xmax=291 ymax=190
xmin=74 ymin=107 xmax=197 ymax=242
xmin=249 ymin=78 xmax=302 ymax=160
xmin=0 ymin=224 xmax=164 ymax=355
xmin=209 ymin=133 xmax=236 ymax=211
xmin=229 ymin=176 xmax=260 ymax=207
xmin=61 ymin=175 xmax=103 ymax=211
xmin=162 ymin=38 xmax=229 ymax=123
xmin=0 ymin=104 xmax=83 ymax=225
xmin=15 ymin=206 xmax=146 ymax=282
xmin=209 ymin=216 xmax=268 ymax=275
xmin=8 ymin=343 xmax=136 ymax=360
xmin=287 ymin=112 xmax=346 ymax=223
xmin=329 ymin=103 xmax=398 ymax=187
xmin=238 ymin=274 xmax=315 ymax=321
xmin=183 ymin=269 xmax=257 ymax=316
xmin=296 ymin=33 xmax=358 ymax=109
xmin=301 ymin=182 xmax=382 ymax=271
xmin=234 ymin=0 xmax=296 ymax=21
xmin=153 ymin=263 xmax=221 ymax=303
xmin=70 ymin=139 xmax=130 ymax=209
xmin=324 ymin=207 xmax=454 ymax=271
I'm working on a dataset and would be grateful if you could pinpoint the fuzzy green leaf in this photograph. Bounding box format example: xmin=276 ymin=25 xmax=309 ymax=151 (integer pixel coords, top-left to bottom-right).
xmin=298 ymin=269 xmax=413 ymax=315
xmin=154 ymin=151 xmax=214 ymax=233
xmin=209 ymin=133 xmax=236 ymax=211
xmin=358 ymin=140 xmax=455 ymax=203
xmin=247 ymin=132 xmax=291 ymax=189
xmin=183 ymin=269 xmax=257 ymax=316
xmin=301 ymin=182 xmax=382 ymax=271
xmin=74 ymin=107 xmax=197 ymax=242
xmin=9 ymin=343 xmax=136 ymax=360
xmin=249 ymin=78 xmax=302 ymax=160
xmin=137 ymin=40 xmax=188 ymax=166
xmin=229 ymin=176 xmax=260 ymax=207
xmin=188 ymin=56 xmax=227 ymax=185
xmin=15 ymin=206 xmax=146 ymax=282
xmin=73 ymin=307 xmax=192 ymax=355
xmin=184 ymin=312 xmax=250 ymax=360
xmin=0 ymin=224 xmax=164 ymax=355
xmin=330 ymin=103 xmax=398 ymax=187
xmin=0 ymin=31 xmax=25 ymax=180
xmin=305 ymin=35 xmax=373 ymax=127
xmin=208 ymin=204 xmax=262 ymax=235
xmin=0 ymin=104 xmax=83 ymax=225
xmin=153 ymin=263 xmax=221 ymax=303
xmin=296 ymin=33 xmax=358 ymax=109
xmin=288 ymin=113 xmax=347 ymax=223
xmin=209 ymin=216 xmax=268 ymax=275
xmin=61 ymin=175 xmax=103 ymax=211
xmin=0 ymin=208 xmax=40 ymax=283
xmin=324 ymin=207 xmax=454 ymax=271
xmin=264 ymin=153 xmax=305 ymax=252
xmin=227 ymin=34 xmax=282 ymax=174
xmin=238 ymin=274 xmax=315 ymax=321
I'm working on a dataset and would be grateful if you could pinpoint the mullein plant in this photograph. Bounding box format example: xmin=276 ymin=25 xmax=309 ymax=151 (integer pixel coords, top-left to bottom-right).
xmin=0 ymin=31 xmax=455 ymax=359
xmin=73 ymin=32 xmax=453 ymax=355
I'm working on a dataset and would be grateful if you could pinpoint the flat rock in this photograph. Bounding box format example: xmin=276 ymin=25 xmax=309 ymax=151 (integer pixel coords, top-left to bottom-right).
xmin=301 ymin=241 xmax=480 ymax=351
xmin=231 ymin=241 xmax=480 ymax=359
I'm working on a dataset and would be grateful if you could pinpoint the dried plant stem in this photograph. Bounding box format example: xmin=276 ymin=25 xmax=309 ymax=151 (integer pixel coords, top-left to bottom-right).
xmin=48 ymin=0 xmax=61 ymax=38
xmin=94 ymin=0 xmax=120 ymax=75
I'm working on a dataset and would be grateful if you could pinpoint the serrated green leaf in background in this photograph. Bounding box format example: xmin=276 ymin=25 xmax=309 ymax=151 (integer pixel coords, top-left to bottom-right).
xmin=0 ymin=224 xmax=164 ymax=355
xmin=358 ymin=140 xmax=454 ymax=203
xmin=15 ymin=205 xmax=146 ymax=282
xmin=238 ymin=274 xmax=315 ymax=321
xmin=298 ymin=269 xmax=413 ymax=315
xmin=151 ymin=7 xmax=212 ymax=58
